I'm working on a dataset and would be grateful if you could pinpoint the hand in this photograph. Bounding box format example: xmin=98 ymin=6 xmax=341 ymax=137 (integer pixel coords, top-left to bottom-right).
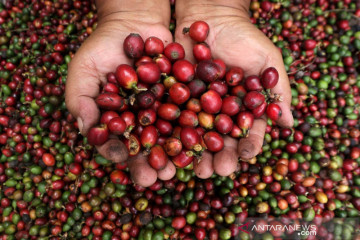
xmin=175 ymin=0 xmax=294 ymax=178
xmin=65 ymin=0 xmax=176 ymax=187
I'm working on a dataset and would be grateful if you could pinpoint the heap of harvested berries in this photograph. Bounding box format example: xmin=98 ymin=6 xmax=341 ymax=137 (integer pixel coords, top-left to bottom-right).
xmin=88 ymin=21 xmax=282 ymax=169
xmin=1 ymin=0 xmax=360 ymax=239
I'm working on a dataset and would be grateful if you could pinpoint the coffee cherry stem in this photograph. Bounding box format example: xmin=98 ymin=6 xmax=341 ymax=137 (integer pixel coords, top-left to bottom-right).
xmin=118 ymin=87 xmax=128 ymax=97
xmin=263 ymin=89 xmax=283 ymax=103
xmin=270 ymin=93 xmax=283 ymax=102
xmin=129 ymin=94 xmax=136 ymax=105
xmin=242 ymin=128 xmax=250 ymax=138
xmin=142 ymin=148 xmax=150 ymax=156
xmin=133 ymin=86 xmax=148 ymax=94
xmin=182 ymin=27 xmax=190 ymax=34
xmin=123 ymin=125 xmax=135 ymax=139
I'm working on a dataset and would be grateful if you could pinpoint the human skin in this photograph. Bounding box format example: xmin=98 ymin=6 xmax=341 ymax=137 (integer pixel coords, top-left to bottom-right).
xmin=65 ymin=0 xmax=293 ymax=186
xmin=65 ymin=0 xmax=175 ymax=186
xmin=175 ymin=0 xmax=294 ymax=178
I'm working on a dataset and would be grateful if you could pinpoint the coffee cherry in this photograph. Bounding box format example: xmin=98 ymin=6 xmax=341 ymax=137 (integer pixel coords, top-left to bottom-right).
xmin=261 ymin=67 xmax=279 ymax=89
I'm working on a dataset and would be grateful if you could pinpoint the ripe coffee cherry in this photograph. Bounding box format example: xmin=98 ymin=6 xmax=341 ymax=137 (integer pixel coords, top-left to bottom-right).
xmin=156 ymin=119 xmax=173 ymax=136
xmin=215 ymin=114 xmax=233 ymax=134
xmin=196 ymin=60 xmax=220 ymax=83
xmin=261 ymin=67 xmax=279 ymax=89
xmin=172 ymin=59 xmax=195 ymax=83
xmin=137 ymin=62 xmax=161 ymax=84
xmin=100 ymin=111 xmax=120 ymax=124
xmin=252 ymin=101 xmax=267 ymax=118
xmin=187 ymin=21 xmax=210 ymax=42
xmin=151 ymin=83 xmax=166 ymax=100
xmin=148 ymin=145 xmax=168 ymax=170
xmin=187 ymin=79 xmax=206 ymax=98
xmin=244 ymin=75 xmax=263 ymax=91
xmin=198 ymin=112 xmax=215 ymax=129
xmin=95 ymin=93 xmax=125 ymax=111
xmin=303 ymin=39 xmax=317 ymax=50
xmin=123 ymin=33 xmax=144 ymax=58
xmin=193 ymin=43 xmax=211 ymax=61
xmin=103 ymin=82 xmax=119 ymax=94
xmin=266 ymin=103 xmax=282 ymax=121
xmin=221 ymin=96 xmax=242 ymax=116
xmin=110 ymin=170 xmax=128 ymax=185
xmin=87 ymin=125 xmax=109 ymax=145
xmin=108 ymin=117 xmax=126 ymax=135
xmin=261 ymin=1 xmax=273 ymax=12
xmin=138 ymin=108 xmax=157 ymax=126
xmin=180 ymin=127 xmax=202 ymax=151
xmin=116 ymin=64 xmax=138 ymax=89
xmin=164 ymin=42 xmax=185 ymax=62
xmin=200 ymin=90 xmax=222 ymax=114
xmin=178 ymin=110 xmax=198 ymax=127
xmin=42 ymin=153 xmax=55 ymax=166
xmin=243 ymin=91 xmax=265 ymax=110
xmin=124 ymin=134 xmax=141 ymax=156
xmin=172 ymin=216 xmax=187 ymax=230
xmin=225 ymin=67 xmax=244 ymax=86
xmin=144 ymin=36 xmax=164 ymax=56
xmin=213 ymin=59 xmax=226 ymax=79
xmin=135 ymin=56 xmax=152 ymax=67
xmin=140 ymin=125 xmax=158 ymax=149
xmin=231 ymin=85 xmax=247 ymax=98
xmin=237 ymin=111 xmax=254 ymax=135
xmin=164 ymin=137 xmax=182 ymax=156
xmin=203 ymin=131 xmax=224 ymax=152
xmin=172 ymin=150 xmax=194 ymax=168
xmin=154 ymin=54 xmax=172 ymax=74
xmin=208 ymin=81 xmax=228 ymax=97
xmin=136 ymin=90 xmax=156 ymax=108
xmin=169 ymin=83 xmax=191 ymax=105
xmin=157 ymin=103 xmax=181 ymax=121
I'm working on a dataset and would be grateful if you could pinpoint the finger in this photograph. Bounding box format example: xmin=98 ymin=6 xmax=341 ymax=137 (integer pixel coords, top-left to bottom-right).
xmin=174 ymin=22 xmax=196 ymax=63
xmin=266 ymin=51 xmax=294 ymax=128
xmin=213 ymin=148 xmax=238 ymax=177
xmin=193 ymin=150 xmax=214 ymax=179
xmin=157 ymin=160 xmax=176 ymax=181
xmin=222 ymin=135 xmax=238 ymax=149
xmin=65 ymin=51 xmax=106 ymax=135
xmin=128 ymin=153 xmax=157 ymax=187
xmin=238 ymin=117 xmax=266 ymax=160
xmin=65 ymin=31 xmax=132 ymax=135
xmin=96 ymin=138 xmax=129 ymax=163
xmin=213 ymin=136 xmax=238 ymax=176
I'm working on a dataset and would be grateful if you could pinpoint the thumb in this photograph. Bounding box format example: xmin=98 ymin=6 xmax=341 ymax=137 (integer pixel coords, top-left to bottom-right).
xmin=65 ymin=55 xmax=103 ymax=135
xmin=65 ymin=57 xmax=130 ymax=164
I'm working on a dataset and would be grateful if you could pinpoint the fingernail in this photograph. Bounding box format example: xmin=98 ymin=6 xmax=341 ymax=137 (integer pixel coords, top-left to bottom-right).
xmin=77 ymin=117 xmax=84 ymax=134
xmin=239 ymin=142 xmax=254 ymax=160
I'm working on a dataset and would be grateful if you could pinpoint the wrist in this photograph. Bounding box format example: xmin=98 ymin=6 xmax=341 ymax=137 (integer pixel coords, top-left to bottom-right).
xmin=175 ymin=0 xmax=250 ymax=24
xmin=96 ymin=0 xmax=170 ymax=27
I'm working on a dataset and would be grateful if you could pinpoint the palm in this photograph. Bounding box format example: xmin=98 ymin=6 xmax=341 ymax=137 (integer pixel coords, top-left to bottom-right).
xmin=177 ymin=17 xmax=282 ymax=76
xmin=206 ymin=21 xmax=279 ymax=76
xmin=66 ymin=21 xmax=175 ymax=187
xmin=73 ymin=23 xmax=172 ymax=82
xmin=174 ymin=14 xmax=292 ymax=177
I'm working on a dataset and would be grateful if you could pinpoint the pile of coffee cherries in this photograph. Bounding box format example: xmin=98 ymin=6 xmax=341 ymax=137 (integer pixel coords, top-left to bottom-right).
xmin=88 ymin=21 xmax=282 ymax=170
xmin=0 ymin=0 xmax=360 ymax=239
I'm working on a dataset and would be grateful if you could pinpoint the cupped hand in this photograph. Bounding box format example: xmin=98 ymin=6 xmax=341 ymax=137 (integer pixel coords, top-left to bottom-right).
xmin=65 ymin=6 xmax=176 ymax=187
xmin=175 ymin=1 xmax=294 ymax=178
